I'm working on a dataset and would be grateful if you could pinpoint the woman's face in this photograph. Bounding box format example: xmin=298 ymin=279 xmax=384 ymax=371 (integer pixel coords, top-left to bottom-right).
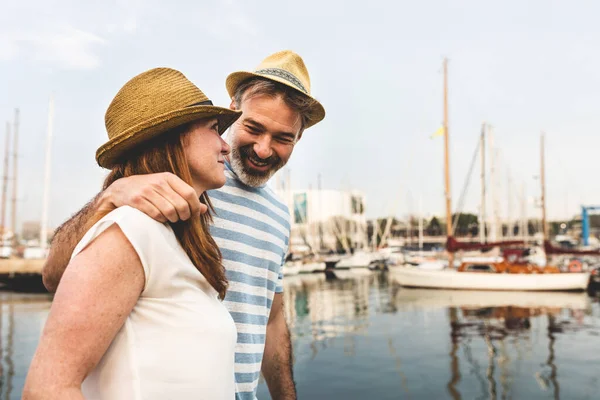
xmin=182 ymin=118 xmax=231 ymax=194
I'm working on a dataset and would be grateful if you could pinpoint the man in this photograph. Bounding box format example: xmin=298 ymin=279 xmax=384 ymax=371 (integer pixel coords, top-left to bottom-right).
xmin=42 ymin=50 xmax=325 ymax=400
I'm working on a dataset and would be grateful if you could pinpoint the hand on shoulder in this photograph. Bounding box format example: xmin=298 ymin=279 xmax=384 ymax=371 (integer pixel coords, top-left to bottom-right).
xmin=98 ymin=172 xmax=208 ymax=223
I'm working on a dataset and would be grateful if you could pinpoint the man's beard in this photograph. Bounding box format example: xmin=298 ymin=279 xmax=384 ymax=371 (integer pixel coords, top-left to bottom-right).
xmin=229 ymin=144 xmax=285 ymax=187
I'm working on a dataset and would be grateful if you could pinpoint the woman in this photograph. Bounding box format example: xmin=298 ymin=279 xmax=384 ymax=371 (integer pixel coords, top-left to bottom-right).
xmin=23 ymin=68 xmax=242 ymax=399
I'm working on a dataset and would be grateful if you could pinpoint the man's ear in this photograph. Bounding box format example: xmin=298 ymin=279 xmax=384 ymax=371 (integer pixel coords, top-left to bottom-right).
xmin=229 ymin=98 xmax=237 ymax=111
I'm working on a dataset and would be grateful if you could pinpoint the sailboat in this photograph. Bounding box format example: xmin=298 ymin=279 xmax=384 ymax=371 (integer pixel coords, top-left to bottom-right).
xmin=390 ymin=60 xmax=590 ymax=291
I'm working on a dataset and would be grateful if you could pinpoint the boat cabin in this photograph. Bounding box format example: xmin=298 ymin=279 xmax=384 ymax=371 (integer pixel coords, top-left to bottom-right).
xmin=458 ymin=261 xmax=560 ymax=274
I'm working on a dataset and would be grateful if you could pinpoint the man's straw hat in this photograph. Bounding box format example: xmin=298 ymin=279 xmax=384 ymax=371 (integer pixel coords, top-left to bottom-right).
xmin=97 ymin=67 xmax=242 ymax=168
xmin=225 ymin=50 xmax=325 ymax=128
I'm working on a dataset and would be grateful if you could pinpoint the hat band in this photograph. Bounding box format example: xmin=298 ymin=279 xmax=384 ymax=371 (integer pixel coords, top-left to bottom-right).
xmin=255 ymin=68 xmax=308 ymax=94
xmin=187 ymin=100 xmax=214 ymax=107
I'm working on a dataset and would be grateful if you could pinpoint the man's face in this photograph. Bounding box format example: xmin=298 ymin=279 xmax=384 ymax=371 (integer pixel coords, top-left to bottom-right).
xmin=226 ymin=94 xmax=302 ymax=187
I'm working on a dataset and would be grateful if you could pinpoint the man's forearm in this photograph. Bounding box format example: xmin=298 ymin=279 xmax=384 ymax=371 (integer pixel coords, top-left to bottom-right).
xmin=262 ymin=313 xmax=296 ymax=399
xmin=42 ymin=194 xmax=103 ymax=292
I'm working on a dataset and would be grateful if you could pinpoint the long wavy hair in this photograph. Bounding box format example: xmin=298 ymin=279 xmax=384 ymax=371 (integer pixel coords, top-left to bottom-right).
xmin=89 ymin=123 xmax=227 ymax=299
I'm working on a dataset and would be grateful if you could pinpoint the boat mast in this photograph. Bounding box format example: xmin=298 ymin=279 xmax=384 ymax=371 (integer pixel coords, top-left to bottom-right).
xmin=318 ymin=173 xmax=324 ymax=251
xmin=479 ymin=123 xmax=486 ymax=243
xmin=41 ymin=96 xmax=54 ymax=251
xmin=1 ymin=123 xmax=10 ymax=240
xmin=489 ymin=125 xmax=497 ymax=241
xmin=521 ymin=183 xmax=527 ymax=242
xmin=507 ymin=170 xmax=512 ymax=238
xmin=418 ymin=194 xmax=424 ymax=251
xmin=540 ymin=132 xmax=548 ymax=242
xmin=443 ymin=58 xmax=453 ymax=266
xmin=11 ymin=108 xmax=19 ymax=249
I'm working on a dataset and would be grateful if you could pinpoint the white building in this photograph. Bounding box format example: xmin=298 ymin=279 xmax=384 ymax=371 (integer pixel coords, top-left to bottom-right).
xmin=275 ymin=188 xmax=368 ymax=254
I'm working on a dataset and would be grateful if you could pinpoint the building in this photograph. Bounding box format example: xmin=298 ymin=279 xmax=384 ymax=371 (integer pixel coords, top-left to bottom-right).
xmin=21 ymin=221 xmax=54 ymax=245
xmin=275 ymin=188 xmax=367 ymax=254
xmin=21 ymin=221 xmax=41 ymax=241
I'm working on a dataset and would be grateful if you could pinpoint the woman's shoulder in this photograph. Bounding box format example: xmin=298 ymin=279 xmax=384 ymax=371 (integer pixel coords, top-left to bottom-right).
xmin=71 ymin=206 xmax=177 ymax=289
xmin=72 ymin=206 xmax=172 ymax=261
xmin=99 ymin=206 xmax=175 ymax=251
xmin=103 ymin=206 xmax=166 ymax=230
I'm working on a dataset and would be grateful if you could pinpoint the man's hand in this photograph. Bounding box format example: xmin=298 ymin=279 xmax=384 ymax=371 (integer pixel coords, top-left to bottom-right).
xmin=99 ymin=172 xmax=207 ymax=223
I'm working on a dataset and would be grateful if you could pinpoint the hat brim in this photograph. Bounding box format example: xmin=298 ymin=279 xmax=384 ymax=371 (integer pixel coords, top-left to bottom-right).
xmin=226 ymin=71 xmax=325 ymax=129
xmin=96 ymin=105 xmax=241 ymax=169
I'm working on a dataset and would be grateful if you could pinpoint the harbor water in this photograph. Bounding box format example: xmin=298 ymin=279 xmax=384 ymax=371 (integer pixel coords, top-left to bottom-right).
xmin=2 ymin=270 xmax=600 ymax=399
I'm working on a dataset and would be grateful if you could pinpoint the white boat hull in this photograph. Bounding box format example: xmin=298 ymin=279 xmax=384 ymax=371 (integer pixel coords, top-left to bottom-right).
xmin=389 ymin=266 xmax=590 ymax=291
xmin=281 ymin=263 xmax=301 ymax=276
xmin=298 ymin=261 xmax=326 ymax=274
xmin=0 ymin=246 xmax=12 ymax=259
xmin=335 ymin=252 xmax=377 ymax=269
xmin=23 ymin=247 xmax=48 ymax=260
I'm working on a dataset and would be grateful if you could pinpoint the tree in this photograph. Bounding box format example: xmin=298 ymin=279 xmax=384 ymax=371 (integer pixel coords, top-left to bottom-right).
xmin=426 ymin=216 xmax=442 ymax=236
xmin=452 ymin=213 xmax=479 ymax=237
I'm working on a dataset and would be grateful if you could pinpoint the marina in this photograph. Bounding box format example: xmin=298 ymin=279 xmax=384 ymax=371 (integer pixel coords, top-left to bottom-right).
xmin=3 ymin=2 xmax=600 ymax=398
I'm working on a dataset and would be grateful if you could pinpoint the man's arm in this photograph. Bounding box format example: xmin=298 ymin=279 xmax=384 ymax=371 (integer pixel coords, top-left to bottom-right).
xmin=42 ymin=194 xmax=103 ymax=292
xmin=262 ymin=293 xmax=296 ymax=399
xmin=42 ymin=172 xmax=204 ymax=292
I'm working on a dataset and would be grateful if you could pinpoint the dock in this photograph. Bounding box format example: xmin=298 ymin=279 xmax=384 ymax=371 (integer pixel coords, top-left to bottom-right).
xmin=0 ymin=258 xmax=46 ymax=292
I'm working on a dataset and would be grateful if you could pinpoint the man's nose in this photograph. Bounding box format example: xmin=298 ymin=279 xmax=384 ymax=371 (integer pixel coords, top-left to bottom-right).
xmin=253 ymin=136 xmax=273 ymax=159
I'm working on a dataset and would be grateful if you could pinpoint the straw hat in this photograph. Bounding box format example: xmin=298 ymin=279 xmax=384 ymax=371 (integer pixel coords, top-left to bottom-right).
xmin=225 ymin=50 xmax=325 ymax=128
xmin=97 ymin=67 xmax=242 ymax=168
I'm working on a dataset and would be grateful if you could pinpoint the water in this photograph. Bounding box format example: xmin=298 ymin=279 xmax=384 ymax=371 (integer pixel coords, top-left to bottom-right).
xmin=2 ymin=272 xmax=600 ymax=399
xmin=0 ymin=292 xmax=51 ymax=400
xmin=257 ymin=270 xmax=600 ymax=399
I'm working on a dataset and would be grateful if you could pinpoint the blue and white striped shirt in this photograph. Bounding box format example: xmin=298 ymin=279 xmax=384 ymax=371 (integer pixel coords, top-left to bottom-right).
xmin=208 ymin=162 xmax=290 ymax=400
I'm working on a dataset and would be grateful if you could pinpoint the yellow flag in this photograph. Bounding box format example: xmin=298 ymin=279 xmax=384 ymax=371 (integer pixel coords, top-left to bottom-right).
xmin=430 ymin=126 xmax=444 ymax=139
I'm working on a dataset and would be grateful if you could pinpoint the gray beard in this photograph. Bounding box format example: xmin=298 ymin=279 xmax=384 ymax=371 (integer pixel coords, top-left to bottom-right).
xmin=229 ymin=146 xmax=277 ymax=187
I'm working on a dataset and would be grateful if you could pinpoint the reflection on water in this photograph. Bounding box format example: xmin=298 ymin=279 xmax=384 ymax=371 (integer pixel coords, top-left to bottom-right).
xmin=0 ymin=291 xmax=52 ymax=400
xmin=0 ymin=275 xmax=599 ymax=399
xmin=283 ymin=270 xmax=373 ymax=343
xmin=258 ymin=270 xmax=600 ymax=399
xmin=387 ymin=283 xmax=595 ymax=400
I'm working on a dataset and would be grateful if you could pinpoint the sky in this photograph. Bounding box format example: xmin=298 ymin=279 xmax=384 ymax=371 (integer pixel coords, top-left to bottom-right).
xmin=1 ymin=0 xmax=600 ymax=232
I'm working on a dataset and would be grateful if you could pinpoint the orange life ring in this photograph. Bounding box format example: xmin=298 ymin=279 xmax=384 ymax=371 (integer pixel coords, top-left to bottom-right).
xmin=568 ymin=260 xmax=583 ymax=272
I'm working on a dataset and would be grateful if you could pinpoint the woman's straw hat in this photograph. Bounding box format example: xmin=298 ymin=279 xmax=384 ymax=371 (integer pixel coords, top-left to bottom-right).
xmin=97 ymin=67 xmax=242 ymax=168
xmin=225 ymin=50 xmax=325 ymax=128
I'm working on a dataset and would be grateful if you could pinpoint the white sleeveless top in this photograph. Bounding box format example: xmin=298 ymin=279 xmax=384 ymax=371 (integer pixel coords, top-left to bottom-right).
xmin=71 ymin=206 xmax=237 ymax=399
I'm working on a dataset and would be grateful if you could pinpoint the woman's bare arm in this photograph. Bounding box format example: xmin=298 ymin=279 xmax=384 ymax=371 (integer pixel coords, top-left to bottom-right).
xmin=24 ymin=223 xmax=145 ymax=399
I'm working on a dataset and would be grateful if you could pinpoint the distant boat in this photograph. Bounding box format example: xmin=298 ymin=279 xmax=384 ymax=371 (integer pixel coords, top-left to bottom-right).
xmin=0 ymin=243 xmax=12 ymax=258
xmin=297 ymin=261 xmax=326 ymax=274
xmin=281 ymin=262 xmax=301 ymax=276
xmin=23 ymin=246 xmax=48 ymax=260
xmin=282 ymin=258 xmax=326 ymax=275
xmin=415 ymin=60 xmax=576 ymax=290
xmin=376 ymin=246 xmax=405 ymax=266
xmin=335 ymin=250 xmax=380 ymax=270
